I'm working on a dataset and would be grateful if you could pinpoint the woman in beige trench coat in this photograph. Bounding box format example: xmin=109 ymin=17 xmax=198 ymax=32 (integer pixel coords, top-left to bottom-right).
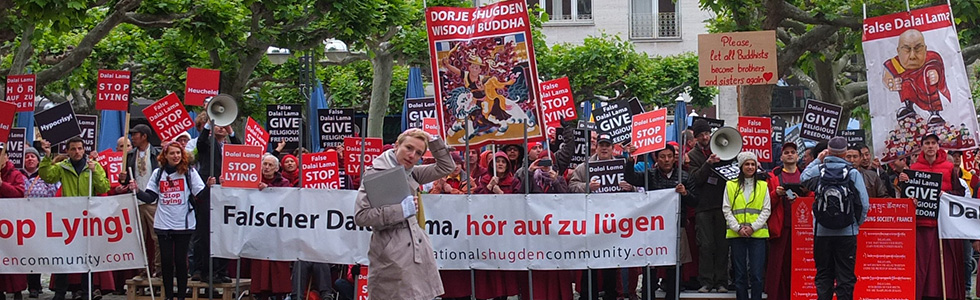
xmin=354 ymin=129 xmax=455 ymax=300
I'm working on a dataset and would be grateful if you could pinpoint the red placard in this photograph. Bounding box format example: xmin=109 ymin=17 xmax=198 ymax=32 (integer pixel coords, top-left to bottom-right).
xmin=95 ymin=70 xmax=132 ymax=111
xmin=963 ymin=150 xmax=978 ymax=175
xmin=97 ymin=150 xmax=124 ymax=188
xmin=5 ymin=74 xmax=35 ymax=112
xmin=0 ymin=101 xmax=15 ymax=144
xmin=343 ymin=137 xmax=383 ymax=176
xmin=356 ymin=265 xmax=369 ymax=300
xmin=792 ymin=197 xmax=916 ymax=299
xmin=630 ymin=108 xmax=667 ymax=156
xmin=539 ymin=77 xmax=577 ymax=130
xmin=142 ymin=93 xmax=195 ymax=142
xmin=184 ymin=67 xmax=220 ymax=106
xmin=738 ymin=116 xmax=773 ymax=162
xmin=220 ymin=145 xmax=263 ymax=189
xmin=244 ymin=117 xmax=269 ymax=148
xmin=422 ymin=118 xmax=440 ymax=158
xmin=302 ymin=152 xmax=340 ymax=189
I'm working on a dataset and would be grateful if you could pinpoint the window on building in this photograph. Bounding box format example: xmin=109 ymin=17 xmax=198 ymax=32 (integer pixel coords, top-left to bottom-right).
xmin=630 ymin=0 xmax=679 ymax=39
xmin=527 ymin=0 xmax=593 ymax=23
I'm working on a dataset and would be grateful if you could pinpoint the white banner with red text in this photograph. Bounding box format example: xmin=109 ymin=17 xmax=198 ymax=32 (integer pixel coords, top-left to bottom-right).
xmin=0 ymin=194 xmax=146 ymax=274
xmin=210 ymin=187 xmax=679 ymax=270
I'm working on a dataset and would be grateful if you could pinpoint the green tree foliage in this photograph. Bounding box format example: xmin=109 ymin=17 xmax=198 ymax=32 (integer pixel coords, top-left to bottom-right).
xmin=536 ymin=33 xmax=715 ymax=108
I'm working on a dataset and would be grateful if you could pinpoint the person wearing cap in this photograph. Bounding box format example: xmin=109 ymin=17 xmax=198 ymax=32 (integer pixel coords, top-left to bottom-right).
xmin=569 ymin=134 xmax=631 ymax=299
xmin=280 ymin=154 xmax=300 ymax=187
xmin=173 ymin=132 xmax=192 ymax=150
xmin=685 ymin=119 xmax=730 ymax=293
xmin=899 ymin=133 xmax=968 ymax=300
xmin=764 ymin=142 xmax=809 ymax=300
xmin=17 ymin=146 xmax=60 ymax=298
xmin=622 ymin=143 xmax=695 ymax=300
xmin=120 ymin=123 xmax=163 ymax=280
xmin=800 ymin=136 xmax=869 ymax=300
xmin=722 ymin=152 xmax=770 ymax=300
xmin=0 ymin=144 xmax=27 ymax=300
xmin=39 ymin=136 xmax=110 ymax=300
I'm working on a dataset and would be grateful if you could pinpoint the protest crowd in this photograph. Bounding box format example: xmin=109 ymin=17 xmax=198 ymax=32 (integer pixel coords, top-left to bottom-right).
xmin=3 ymin=1 xmax=980 ymax=300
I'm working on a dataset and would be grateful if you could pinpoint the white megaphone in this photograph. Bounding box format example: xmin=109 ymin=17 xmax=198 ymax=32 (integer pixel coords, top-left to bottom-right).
xmin=710 ymin=126 xmax=743 ymax=161
xmin=205 ymin=94 xmax=238 ymax=127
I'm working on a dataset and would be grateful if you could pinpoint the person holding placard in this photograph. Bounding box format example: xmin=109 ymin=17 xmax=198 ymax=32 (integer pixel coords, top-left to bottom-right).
xmin=623 ymin=144 xmax=695 ymax=300
xmin=764 ymin=142 xmax=809 ymax=300
xmin=686 ymin=119 xmax=730 ymax=293
xmin=135 ymin=141 xmax=209 ymax=300
xmin=722 ymin=152 xmax=771 ymax=300
xmin=39 ymin=137 xmax=110 ymax=300
xmin=0 ymin=146 xmax=27 ymax=300
xmin=353 ymin=128 xmax=455 ymax=300
xmin=191 ymin=123 xmax=239 ymax=283
xmin=899 ymin=133 xmax=967 ymax=300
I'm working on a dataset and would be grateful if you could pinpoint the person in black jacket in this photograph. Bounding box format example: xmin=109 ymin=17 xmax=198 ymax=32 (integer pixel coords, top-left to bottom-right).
xmin=686 ymin=119 xmax=730 ymax=293
xmin=191 ymin=123 xmax=240 ymax=283
xmin=624 ymin=144 xmax=696 ymax=300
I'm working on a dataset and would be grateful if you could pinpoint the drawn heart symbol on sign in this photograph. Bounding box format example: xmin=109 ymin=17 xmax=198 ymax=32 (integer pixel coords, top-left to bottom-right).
xmin=762 ymin=72 xmax=774 ymax=82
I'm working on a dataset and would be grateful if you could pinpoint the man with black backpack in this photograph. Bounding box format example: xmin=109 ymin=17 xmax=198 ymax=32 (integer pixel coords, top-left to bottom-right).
xmin=800 ymin=136 xmax=869 ymax=300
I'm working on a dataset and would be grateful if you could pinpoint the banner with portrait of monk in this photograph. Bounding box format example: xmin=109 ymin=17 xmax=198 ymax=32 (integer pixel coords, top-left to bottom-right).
xmin=863 ymin=4 xmax=979 ymax=162
xmin=425 ymin=0 xmax=545 ymax=149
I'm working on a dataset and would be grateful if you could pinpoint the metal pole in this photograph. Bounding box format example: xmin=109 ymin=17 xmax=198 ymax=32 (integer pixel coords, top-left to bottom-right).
xmin=583 ymin=123 xmax=592 ymax=300
xmin=234 ymin=258 xmax=241 ymax=299
xmin=464 ymin=123 xmax=475 ymax=300
xmin=208 ymin=120 xmax=215 ymax=300
xmin=522 ymin=119 xmax=533 ymax=299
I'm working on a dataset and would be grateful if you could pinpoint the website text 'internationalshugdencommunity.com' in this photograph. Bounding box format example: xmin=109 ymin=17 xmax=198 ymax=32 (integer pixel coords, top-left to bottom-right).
xmin=1 ymin=251 xmax=138 ymax=268
xmin=434 ymin=245 xmax=670 ymax=264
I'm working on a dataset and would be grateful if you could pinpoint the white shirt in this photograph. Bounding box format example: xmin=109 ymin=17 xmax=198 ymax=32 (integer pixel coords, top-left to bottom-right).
xmin=147 ymin=168 xmax=206 ymax=230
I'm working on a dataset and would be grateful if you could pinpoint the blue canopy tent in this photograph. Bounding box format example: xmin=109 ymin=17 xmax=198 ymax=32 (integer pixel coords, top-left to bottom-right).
xmin=401 ymin=67 xmax=426 ymax=132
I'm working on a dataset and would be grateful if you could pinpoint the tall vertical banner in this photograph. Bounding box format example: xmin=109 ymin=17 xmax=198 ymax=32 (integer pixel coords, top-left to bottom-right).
xmin=6 ymin=128 xmax=26 ymax=169
xmin=221 ymin=145 xmax=262 ymax=189
xmin=863 ymin=5 xmax=979 ymax=162
xmin=631 ymin=108 xmax=667 ymax=156
xmin=404 ymin=97 xmax=438 ymax=129
xmin=302 ymin=152 xmax=340 ymax=189
xmin=267 ymin=104 xmax=302 ymax=153
xmin=426 ymin=0 xmax=544 ymax=148
xmin=343 ymin=137 xmax=383 ymax=176
xmin=539 ymin=77 xmax=577 ymax=131
xmin=244 ymin=117 xmax=269 ymax=148
xmin=95 ymin=70 xmax=131 ymax=111
xmin=317 ymin=109 xmax=355 ymax=149
xmin=5 ymin=74 xmax=35 ymax=112
xmin=737 ymin=116 xmax=772 ymax=162
xmin=792 ymin=197 xmax=915 ymax=299
xmin=184 ymin=67 xmax=220 ymax=106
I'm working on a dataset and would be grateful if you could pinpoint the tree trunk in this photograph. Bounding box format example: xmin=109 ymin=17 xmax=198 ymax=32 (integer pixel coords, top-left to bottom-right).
xmin=368 ymin=50 xmax=394 ymax=138
xmin=739 ymin=85 xmax=774 ymax=116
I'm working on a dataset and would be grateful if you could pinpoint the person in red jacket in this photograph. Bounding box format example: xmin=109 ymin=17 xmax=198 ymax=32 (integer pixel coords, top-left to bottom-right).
xmin=0 ymin=148 xmax=27 ymax=300
xmin=764 ymin=142 xmax=809 ymax=300
xmin=472 ymin=152 xmax=521 ymax=299
xmin=899 ymin=133 xmax=967 ymax=300
xmin=252 ymin=154 xmax=295 ymax=300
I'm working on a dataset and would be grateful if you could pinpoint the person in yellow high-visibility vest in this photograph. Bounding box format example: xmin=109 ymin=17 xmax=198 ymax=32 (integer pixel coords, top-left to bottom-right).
xmin=722 ymin=151 xmax=771 ymax=300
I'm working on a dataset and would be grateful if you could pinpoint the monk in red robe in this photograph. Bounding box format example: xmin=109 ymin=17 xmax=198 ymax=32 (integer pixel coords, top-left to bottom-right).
xmin=882 ymin=29 xmax=952 ymax=125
